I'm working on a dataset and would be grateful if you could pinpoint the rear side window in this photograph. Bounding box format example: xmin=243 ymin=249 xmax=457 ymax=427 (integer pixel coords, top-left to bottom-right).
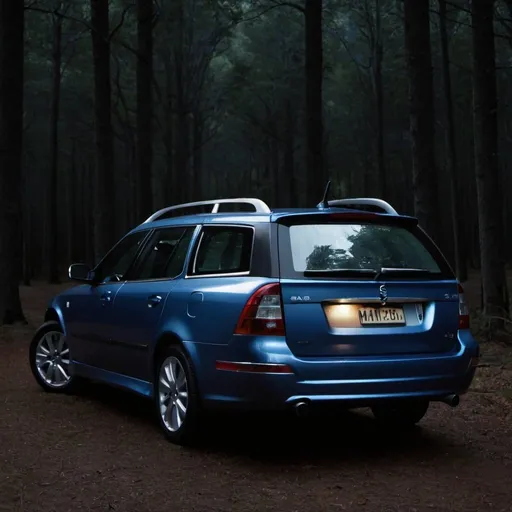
xmin=279 ymin=223 xmax=450 ymax=279
xmin=191 ymin=226 xmax=253 ymax=276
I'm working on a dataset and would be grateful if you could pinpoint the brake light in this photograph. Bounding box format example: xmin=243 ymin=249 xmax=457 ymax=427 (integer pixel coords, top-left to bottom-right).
xmin=458 ymin=283 xmax=470 ymax=329
xmin=235 ymin=283 xmax=285 ymax=336
xmin=328 ymin=213 xmax=380 ymax=222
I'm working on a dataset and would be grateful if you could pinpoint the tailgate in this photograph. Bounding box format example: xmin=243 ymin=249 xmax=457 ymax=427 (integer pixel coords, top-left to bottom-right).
xmin=276 ymin=214 xmax=459 ymax=357
xmin=280 ymin=278 xmax=459 ymax=357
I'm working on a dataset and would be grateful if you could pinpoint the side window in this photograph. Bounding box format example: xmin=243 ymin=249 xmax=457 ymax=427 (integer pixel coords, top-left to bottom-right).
xmin=132 ymin=227 xmax=194 ymax=281
xmin=94 ymin=231 xmax=148 ymax=283
xmin=192 ymin=226 xmax=253 ymax=276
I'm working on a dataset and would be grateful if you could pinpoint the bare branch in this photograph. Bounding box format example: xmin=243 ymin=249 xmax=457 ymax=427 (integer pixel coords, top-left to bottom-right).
xmin=429 ymin=7 xmax=512 ymax=42
xmin=486 ymin=315 xmax=512 ymax=326
xmin=265 ymin=0 xmax=305 ymax=13
xmin=109 ymin=3 xmax=136 ymax=41
xmin=26 ymin=3 xmax=165 ymax=103
xmin=25 ymin=5 xmax=88 ymax=24
xmin=25 ymin=5 xmax=141 ymax=55
xmin=340 ymin=36 xmax=372 ymax=71
xmin=240 ymin=0 xmax=305 ymax=23
xmin=272 ymin=1 xmax=305 ymax=12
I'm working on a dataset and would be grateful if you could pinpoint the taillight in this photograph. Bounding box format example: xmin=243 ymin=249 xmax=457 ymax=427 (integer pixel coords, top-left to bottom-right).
xmin=458 ymin=283 xmax=470 ymax=329
xmin=234 ymin=283 xmax=285 ymax=336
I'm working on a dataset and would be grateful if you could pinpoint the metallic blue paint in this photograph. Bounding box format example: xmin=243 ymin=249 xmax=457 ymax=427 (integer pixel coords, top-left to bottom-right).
xmin=73 ymin=362 xmax=153 ymax=397
xmin=43 ymin=207 xmax=479 ymax=415
xmin=181 ymin=329 xmax=477 ymax=409
xmin=280 ymin=278 xmax=461 ymax=357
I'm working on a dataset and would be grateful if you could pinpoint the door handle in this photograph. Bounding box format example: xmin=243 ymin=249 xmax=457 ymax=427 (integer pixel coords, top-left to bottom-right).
xmin=147 ymin=295 xmax=162 ymax=308
xmin=100 ymin=291 xmax=112 ymax=304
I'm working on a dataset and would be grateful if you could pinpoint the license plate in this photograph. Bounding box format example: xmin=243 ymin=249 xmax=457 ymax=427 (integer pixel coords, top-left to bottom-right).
xmin=358 ymin=306 xmax=405 ymax=326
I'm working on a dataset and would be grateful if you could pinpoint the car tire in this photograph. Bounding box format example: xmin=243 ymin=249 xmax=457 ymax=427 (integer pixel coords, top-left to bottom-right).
xmin=154 ymin=345 xmax=202 ymax=445
xmin=371 ymin=400 xmax=429 ymax=428
xmin=29 ymin=321 xmax=78 ymax=394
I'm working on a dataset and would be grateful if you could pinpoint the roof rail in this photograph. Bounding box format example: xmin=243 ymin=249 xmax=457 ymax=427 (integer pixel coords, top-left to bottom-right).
xmin=143 ymin=198 xmax=271 ymax=223
xmin=319 ymin=198 xmax=398 ymax=215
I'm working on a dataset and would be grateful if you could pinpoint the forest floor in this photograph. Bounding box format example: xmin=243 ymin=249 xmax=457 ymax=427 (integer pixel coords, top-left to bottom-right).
xmin=1 ymin=277 xmax=512 ymax=512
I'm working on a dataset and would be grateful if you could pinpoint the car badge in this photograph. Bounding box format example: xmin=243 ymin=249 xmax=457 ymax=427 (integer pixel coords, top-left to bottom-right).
xmin=379 ymin=284 xmax=388 ymax=305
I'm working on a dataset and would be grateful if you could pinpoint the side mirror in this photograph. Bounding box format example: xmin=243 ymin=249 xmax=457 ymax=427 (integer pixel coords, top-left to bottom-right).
xmin=68 ymin=263 xmax=94 ymax=283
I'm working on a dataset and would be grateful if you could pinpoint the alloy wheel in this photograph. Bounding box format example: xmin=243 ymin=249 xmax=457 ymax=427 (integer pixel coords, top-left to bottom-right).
xmin=35 ymin=331 xmax=71 ymax=388
xmin=158 ymin=356 xmax=189 ymax=432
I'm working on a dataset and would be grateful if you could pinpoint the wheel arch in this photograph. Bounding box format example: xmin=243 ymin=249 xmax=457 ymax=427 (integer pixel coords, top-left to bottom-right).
xmin=152 ymin=332 xmax=191 ymax=375
xmin=44 ymin=307 xmax=67 ymax=335
xmin=152 ymin=332 xmax=204 ymax=397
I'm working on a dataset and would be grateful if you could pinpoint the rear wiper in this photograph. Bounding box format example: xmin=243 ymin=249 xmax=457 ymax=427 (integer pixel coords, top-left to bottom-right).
xmin=304 ymin=268 xmax=377 ymax=278
xmin=373 ymin=267 xmax=433 ymax=280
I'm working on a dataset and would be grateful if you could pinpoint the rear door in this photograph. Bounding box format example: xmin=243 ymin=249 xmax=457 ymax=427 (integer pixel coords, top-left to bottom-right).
xmin=277 ymin=215 xmax=459 ymax=357
xmin=106 ymin=226 xmax=196 ymax=380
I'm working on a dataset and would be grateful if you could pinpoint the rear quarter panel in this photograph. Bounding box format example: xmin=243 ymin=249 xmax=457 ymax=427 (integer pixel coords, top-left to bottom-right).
xmin=156 ymin=276 xmax=276 ymax=346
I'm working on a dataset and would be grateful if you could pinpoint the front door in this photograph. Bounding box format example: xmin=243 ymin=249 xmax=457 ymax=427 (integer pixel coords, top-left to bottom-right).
xmin=64 ymin=281 xmax=124 ymax=368
xmin=65 ymin=229 xmax=150 ymax=371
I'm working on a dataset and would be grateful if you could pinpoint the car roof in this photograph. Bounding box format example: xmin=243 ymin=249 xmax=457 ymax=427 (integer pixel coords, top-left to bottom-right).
xmin=129 ymin=207 xmax=416 ymax=235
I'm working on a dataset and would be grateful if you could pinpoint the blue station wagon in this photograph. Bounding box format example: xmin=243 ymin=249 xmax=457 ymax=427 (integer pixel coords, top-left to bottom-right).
xmin=29 ymin=194 xmax=480 ymax=444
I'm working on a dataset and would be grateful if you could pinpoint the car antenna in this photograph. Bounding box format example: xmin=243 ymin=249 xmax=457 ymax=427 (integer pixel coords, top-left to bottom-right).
xmin=317 ymin=180 xmax=332 ymax=209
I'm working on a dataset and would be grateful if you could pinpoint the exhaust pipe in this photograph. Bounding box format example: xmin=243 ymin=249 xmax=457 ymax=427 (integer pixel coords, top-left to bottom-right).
xmin=294 ymin=401 xmax=310 ymax=418
xmin=441 ymin=394 xmax=460 ymax=407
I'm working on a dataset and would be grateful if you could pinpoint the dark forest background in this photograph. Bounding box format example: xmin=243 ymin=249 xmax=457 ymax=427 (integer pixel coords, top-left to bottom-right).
xmin=0 ymin=0 xmax=510 ymax=333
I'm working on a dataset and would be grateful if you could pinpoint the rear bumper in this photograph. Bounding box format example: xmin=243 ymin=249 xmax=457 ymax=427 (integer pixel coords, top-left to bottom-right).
xmin=183 ymin=330 xmax=479 ymax=410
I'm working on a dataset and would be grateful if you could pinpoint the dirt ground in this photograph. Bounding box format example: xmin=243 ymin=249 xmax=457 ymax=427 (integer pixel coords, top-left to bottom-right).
xmin=1 ymin=280 xmax=512 ymax=512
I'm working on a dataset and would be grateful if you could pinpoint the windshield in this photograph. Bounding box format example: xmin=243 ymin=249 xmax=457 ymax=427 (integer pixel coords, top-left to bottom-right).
xmin=283 ymin=223 xmax=443 ymax=276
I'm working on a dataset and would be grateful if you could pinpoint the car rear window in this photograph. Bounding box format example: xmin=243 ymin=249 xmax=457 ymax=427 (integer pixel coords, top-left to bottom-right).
xmin=279 ymin=222 xmax=451 ymax=279
xmin=190 ymin=226 xmax=253 ymax=276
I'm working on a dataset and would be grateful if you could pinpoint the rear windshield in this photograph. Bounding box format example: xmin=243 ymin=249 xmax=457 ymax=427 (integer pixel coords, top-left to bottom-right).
xmin=279 ymin=223 xmax=451 ymax=279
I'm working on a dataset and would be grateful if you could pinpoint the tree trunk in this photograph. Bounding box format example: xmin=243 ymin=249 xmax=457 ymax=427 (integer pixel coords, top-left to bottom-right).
xmin=136 ymin=0 xmax=153 ymax=221
xmin=471 ymin=0 xmax=509 ymax=328
xmin=22 ymin=222 xmax=31 ymax=286
xmin=91 ymin=0 xmax=115 ymax=264
xmin=48 ymin=11 xmax=63 ymax=283
xmin=192 ymin=112 xmax=203 ymax=199
xmin=22 ymin=159 xmax=31 ymax=286
xmin=284 ymin=99 xmax=296 ymax=207
xmin=174 ymin=0 xmax=189 ymax=203
xmin=68 ymin=137 xmax=77 ymax=264
xmin=0 ymin=0 xmax=26 ymax=324
xmin=439 ymin=0 xmax=467 ymax=281
xmin=163 ymin=50 xmax=175 ymax=205
xmin=271 ymin=128 xmax=280 ymax=208
xmin=403 ymin=0 xmax=440 ymax=243
xmin=164 ymin=113 xmax=174 ymax=204
xmin=85 ymin=163 xmax=96 ymax=265
xmin=373 ymin=0 xmax=386 ymax=198
xmin=305 ymin=0 xmax=325 ymax=204
xmin=128 ymin=141 xmax=137 ymax=227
